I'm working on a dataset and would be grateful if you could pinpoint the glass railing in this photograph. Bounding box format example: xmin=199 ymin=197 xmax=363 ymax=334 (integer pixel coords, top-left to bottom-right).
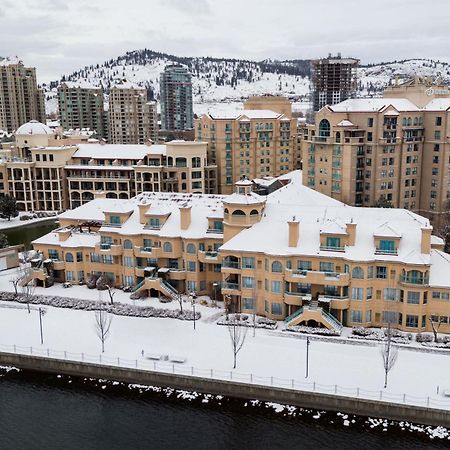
xmin=320 ymin=245 xmax=345 ymax=252
xmin=400 ymin=275 xmax=429 ymax=285
xmin=222 ymin=261 xmax=240 ymax=269
xmin=375 ymin=248 xmax=398 ymax=255
xmin=222 ymin=282 xmax=240 ymax=290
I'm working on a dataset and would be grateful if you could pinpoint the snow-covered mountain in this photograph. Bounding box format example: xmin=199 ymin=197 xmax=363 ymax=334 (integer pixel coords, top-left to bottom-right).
xmin=43 ymin=51 xmax=450 ymax=116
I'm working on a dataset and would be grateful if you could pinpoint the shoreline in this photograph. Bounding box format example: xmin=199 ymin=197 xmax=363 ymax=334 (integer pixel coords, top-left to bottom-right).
xmin=1 ymin=364 xmax=448 ymax=443
xmin=0 ymin=216 xmax=57 ymax=232
xmin=0 ymin=351 xmax=449 ymax=429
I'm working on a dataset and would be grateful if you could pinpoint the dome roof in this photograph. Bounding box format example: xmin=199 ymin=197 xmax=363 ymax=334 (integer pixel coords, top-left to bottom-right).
xmin=16 ymin=120 xmax=53 ymax=136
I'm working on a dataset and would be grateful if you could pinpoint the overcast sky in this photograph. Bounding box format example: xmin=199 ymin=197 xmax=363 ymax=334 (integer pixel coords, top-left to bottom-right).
xmin=1 ymin=0 xmax=449 ymax=83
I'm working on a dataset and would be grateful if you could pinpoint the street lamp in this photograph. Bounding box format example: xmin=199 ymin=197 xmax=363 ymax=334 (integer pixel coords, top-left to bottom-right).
xmin=212 ymin=282 xmax=218 ymax=307
xmin=189 ymin=291 xmax=197 ymax=330
xmin=38 ymin=307 xmax=46 ymax=345
xmin=305 ymin=336 xmax=310 ymax=378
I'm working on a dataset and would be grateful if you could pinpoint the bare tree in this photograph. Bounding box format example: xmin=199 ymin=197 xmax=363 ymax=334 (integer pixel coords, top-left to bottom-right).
xmin=380 ymin=322 xmax=398 ymax=388
xmin=224 ymin=294 xmax=232 ymax=319
xmin=22 ymin=279 xmax=35 ymax=314
xmin=106 ymin=284 xmax=116 ymax=305
xmin=429 ymin=317 xmax=443 ymax=343
xmin=228 ymin=317 xmax=248 ymax=369
xmin=95 ymin=305 xmax=112 ymax=353
xmin=176 ymin=293 xmax=183 ymax=313
xmin=10 ymin=269 xmax=24 ymax=295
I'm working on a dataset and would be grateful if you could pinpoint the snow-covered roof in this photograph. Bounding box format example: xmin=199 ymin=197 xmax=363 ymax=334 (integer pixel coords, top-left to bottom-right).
xmin=206 ymin=109 xmax=283 ymax=120
xmin=336 ymin=119 xmax=356 ymax=127
xmin=329 ymin=98 xmax=420 ymax=113
xmin=60 ymin=80 xmax=101 ymax=90
xmin=0 ymin=56 xmax=21 ymax=66
xmin=424 ymin=98 xmax=450 ymax=111
xmin=111 ymin=81 xmax=145 ymax=90
xmin=224 ymin=192 xmax=266 ymax=206
xmin=320 ymin=220 xmax=347 ymax=235
xmin=32 ymin=229 xmax=99 ymax=248
xmin=16 ymin=120 xmax=54 ymax=136
xmin=373 ymin=222 xmax=402 ymax=238
xmin=73 ymin=144 xmax=150 ymax=160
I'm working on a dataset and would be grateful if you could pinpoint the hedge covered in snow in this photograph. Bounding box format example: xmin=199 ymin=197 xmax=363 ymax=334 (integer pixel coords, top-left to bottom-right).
xmin=0 ymin=291 xmax=200 ymax=321
xmin=217 ymin=313 xmax=278 ymax=330
xmin=350 ymin=327 xmax=412 ymax=344
xmin=285 ymin=325 xmax=341 ymax=336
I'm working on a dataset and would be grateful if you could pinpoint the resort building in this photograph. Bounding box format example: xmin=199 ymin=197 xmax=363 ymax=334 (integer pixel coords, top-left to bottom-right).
xmin=0 ymin=57 xmax=45 ymax=133
xmin=109 ymin=82 xmax=158 ymax=144
xmin=57 ymin=81 xmax=106 ymax=139
xmin=0 ymin=120 xmax=216 ymax=211
xmin=301 ymin=77 xmax=450 ymax=229
xmin=195 ymin=96 xmax=299 ymax=194
xmin=31 ymin=171 xmax=450 ymax=335
xmin=160 ymin=65 xmax=193 ymax=132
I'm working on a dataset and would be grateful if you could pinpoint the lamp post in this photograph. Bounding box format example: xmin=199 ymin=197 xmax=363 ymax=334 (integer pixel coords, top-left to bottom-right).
xmin=212 ymin=282 xmax=218 ymax=307
xmin=305 ymin=336 xmax=310 ymax=378
xmin=190 ymin=291 xmax=197 ymax=330
xmin=38 ymin=307 xmax=46 ymax=345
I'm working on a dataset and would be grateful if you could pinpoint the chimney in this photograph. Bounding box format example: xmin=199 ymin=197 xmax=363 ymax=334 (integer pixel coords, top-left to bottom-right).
xmin=94 ymin=191 xmax=106 ymax=199
xmin=346 ymin=222 xmax=356 ymax=246
xmin=58 ymin=229 xmax=71 ymax=242
xmin=288 ymin=218 xmax=300 ymax=247
xmin=421 ymin=227 xmax=432 ymax=254
xmin=180 ymin=205 xmax=192 ymax=230
xmin=138 ymin=203 xmax=150 ymax=224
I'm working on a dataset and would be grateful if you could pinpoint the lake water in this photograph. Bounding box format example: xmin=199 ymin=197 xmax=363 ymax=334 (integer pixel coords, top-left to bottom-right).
xmin=3 ymin=220 xmax=58 ymax=248
xmin=0 ymin=370 xmax=446 ymax=450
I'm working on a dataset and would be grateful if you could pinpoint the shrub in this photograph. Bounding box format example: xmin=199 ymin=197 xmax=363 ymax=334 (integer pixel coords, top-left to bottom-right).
xmin=416 ymin=333 xmax=433 ymax=343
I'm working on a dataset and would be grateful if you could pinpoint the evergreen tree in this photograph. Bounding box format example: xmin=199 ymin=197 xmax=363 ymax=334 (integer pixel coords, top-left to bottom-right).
xmin=0 ymin=195 xmax=18 ymax=221
xmin=0 ymin=233 xmax=8 ymax=248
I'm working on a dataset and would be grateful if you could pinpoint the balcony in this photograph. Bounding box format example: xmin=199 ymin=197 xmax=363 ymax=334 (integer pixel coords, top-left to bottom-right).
xmin=375 ymin=248 xmax=398 ymax=256
xmin=167 ymin=268 xmax=187 ymax=280
xmin=134 ymin=246 xmax=160 ymax=258
xmin=206 ymin=228 xmax=223 ymax=234
xmin=400 ymin=275 xmax=429 ymax=286
xmin=320 ymin=245 xmax=345 ymax=252
xmin=319 ymin=294 xmax=350 ymax=309
xmin=222 ymin=282 xmax=240 ymax=292
xmin=284 ymin=292 xmax=312 ymax=306
xmin=94 ymin=243 xmax=123 ymax=256
xmin=222 ymin=260 xmax=240 ymax=272
xmin=51 ymin=260 xmax=65 ymax=271
xmin=198 ymin=250 xmax=220 ymax=263
xmin=313 ymin=136 xmax=332 ymax=143
xmin=285 ymin=269 xmax=349 ymax=286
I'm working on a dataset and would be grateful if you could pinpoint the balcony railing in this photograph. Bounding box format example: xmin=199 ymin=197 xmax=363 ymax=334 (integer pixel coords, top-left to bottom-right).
xmin=320 ymin=245 xmax=345 ymax=252
xmin=400 ymin=275 xmax=429 ymax=285
xmin=222 ymin=282 xmax=240 ymax=290
xmin=375 ymin=248 xmax=398 ymax=255
xmin=222 ymin=260 xmax=240 ymax=269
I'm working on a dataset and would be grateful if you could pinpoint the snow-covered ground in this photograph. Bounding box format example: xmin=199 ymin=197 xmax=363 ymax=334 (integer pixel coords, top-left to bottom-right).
xmin=0 ymin=267 xmax=449 ymax=411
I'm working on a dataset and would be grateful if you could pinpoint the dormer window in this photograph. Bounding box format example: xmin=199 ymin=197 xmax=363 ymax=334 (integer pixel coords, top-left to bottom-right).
xmin=110 ymin=215 xmax=121 ymax=225
xmin=326 ymin=236 xmax=341 ymax=249
xmin=374 ymin=223 xmax=401 ymax=255
xmin=377 ymin=239 xmax=396 ymax=255
xmin=147 ymin=217 xmax=160 ymax=229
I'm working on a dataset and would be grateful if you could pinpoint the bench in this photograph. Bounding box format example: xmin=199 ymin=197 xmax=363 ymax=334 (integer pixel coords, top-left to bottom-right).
xmin=145 ymin=353 xmax=162 ymax=361
xmin=443 ymin=390 xmax=450 ymax=397
xmin=169 ymin=356 xmax=186 ymax=364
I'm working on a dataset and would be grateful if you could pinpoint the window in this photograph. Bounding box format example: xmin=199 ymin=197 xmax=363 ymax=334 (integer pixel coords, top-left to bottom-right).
xmin=436 ymin=116 xmax=442 ymax=126
xmin=264 ymin=300 xmax=269 ymax=312
xmin=76 ymin=252 xmax=83 ymax=262
xmin=186 ymin=243 xmax=196 ymax=254
xmin=242 ymin=277 xmax=254 ymax=289
xmin=187 ymin=261 xmax=196 ymax=272
xmin=271 ymin=303 xmax=283 ymax=315
xmin=271 ymin=261 xmax=282 ymax=272
xmin=351 ymin=310 xmax=362 ymax=323
xmin=407 ymin=291 xmax=420 ymax=304
xmin=271 ymin=281 xmax=281 ymax=293
xmin=325 ymin=236 xmax=341 ymax=249
xmin=366 ymin=287 xmax=372 ymax=300
xmin=383 ymin=311 xmax=398 ymax=324
xmin=243 ymin=298 xmax=255 ymax=310
xmin=123 ymin=239 xmax=133 ymax=250
xmin=66 ymin=271 xmax=75 ymax=282
xmin=367 ymin=118 xmax=374 ymax=128
xmin=368 ymin=266 xmax=374 ymax=278
xmin=352 ymin=267 xmax=364 ymax=279
xmin=123 ymin=275 xmax=134 ymax=287
xmin=378 ymin=240 xmax=395 ymax=254
xmin=320 ymin=262 xmax=334 ymax=272
xmin=351 ymin=287 xmax=363 ymax=300
xmin=148 ymin=218 xmax=160 ymax=228
xmin=110 ymin=215 xmax=121 ymax=225
xmin=48 ymin=249 xmax=59 ymax=260
xmin=298 ymin=260 xmax=312 ymax=271
xmin=163 ymin=242 xmax=173 ymax=253
xmin=121 ymin=256 xmax=131 ymax=268
xmin=406 ymin=314 xmax=418 ymax=328
xmin=384 ymin=288 xmax=399 ymax=301
xmin=242 ymin=257 xmax=255 ymax=269
xmin=366 ymin=310 xmax=372 ymax=322
xmin=376 ymin=266 xmax=387 ymax=279
xmin=65 ymin=252 xmax=74 ymax=262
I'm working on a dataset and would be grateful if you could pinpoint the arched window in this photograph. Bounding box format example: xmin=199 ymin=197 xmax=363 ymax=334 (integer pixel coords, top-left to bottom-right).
xmin=176 ymin=157 xmax=187 ymax=168
xmin=65 ymin=252 xmax=74 ymax=262
xmin=407 ymin=117 xmax=412 ymax=126
xmin=106 ymin=192 xmax=118 ymax=199
xmin=186 ymin=243 xmax=196 ymax=254
xmin=181 ymin=172 xmax=187 ymax=180
xmin=163 ymin=242 xmax=173 ymax=253
xmin=319 ymin=119 xmax=331 ymax=137
xmin=250 ymin=209 xmax=259 ymax=216
xmin=271 ymin=261 xmax=282 ymax=273
xmin=413 ymin=117 xmax=418 ymax=126
xmin=123 ymin=239 xmax=133 ymax=249
xmin=402 ymin=117 xmax=407 ymax=126
xmin=232 ymin=209 xmax=245 ymax=216
xmin=352 ymin=266 xmax=364 ymax=279
xmin=192 ymin=157 xmax=201 ymax=168
xmin=224 ymin=208 xmax=229 ymax=214
xmin=167 ymin=156 xmax=173 ymax=166
xmin=335 ymin=131 xmax=341 ymax=143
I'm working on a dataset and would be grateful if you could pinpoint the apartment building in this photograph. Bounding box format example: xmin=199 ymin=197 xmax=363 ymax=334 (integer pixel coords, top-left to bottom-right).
xmin=31 ymin=172 xmax=450 ymax=335
xmin=311 ymin=54 xmax=359 ymax=112
xmin=109 ymin=82 xmax=157 ymax=144
xmin=0 ymin=120 xmax=216 ymax=211
xmin=58 ymin=81 xmax=106 ymax=138
xmin=195 ymin=96 xmax=299 ymax=194
xmin=301 ymin=78 xmax=450 ymax=228
xmin=160 ymin=65 xmax=193 ymax=131
xmin=0 ymin=57 xmax=45 ymax=133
